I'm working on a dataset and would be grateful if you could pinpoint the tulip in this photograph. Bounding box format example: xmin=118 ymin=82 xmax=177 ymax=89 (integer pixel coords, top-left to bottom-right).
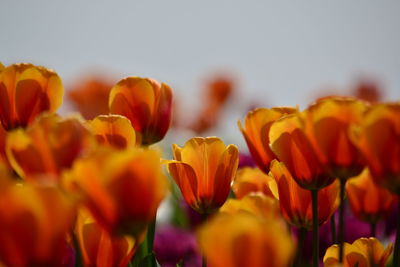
xmin=346 ymin=168 xmax=396 ymax=229
xmin=0 ymin=63 xmax=63 ymax=130
xmin=351 ymin=103 xmax=400 ymax=194
xmin=89 ymin=115 xmax=138 ymax=148
xmin=198 ymin=212 xmax=294 ymax=267
xmin=269 ymin=160 xmax=339 ymax=230
xmin=238 ymin=107 xmax=296 ymax=173
xmin=232 ymin=167 xmax=278 ymax=199
xmin=269 ymin=111 xmax=335 ymax=190
xmin=76 ymin=210 xmax=137 ymax=267
xmin=109 ymin=77 xmax=173 ymax=145
xmin=6 ymin=114 xmax=94 ymax=181
xmin=68 ymin=75 xmax=113 ymax=119
xmin=64 ymin=147 xmax=167 ymax=238
xmin=220 ymin=194 xmax=281 ymax=221
xmin=350 ymin=103 xmax=400 ymax=264
xmin=166 ymin=137 xmax=239 ymax=214
xmin=0 ymin=62 xmax=4 ymax=70
xmin=0 ymin=183 xmax=76 ymax=267
xmin=323 ymin=237 xmax=393 ymax=267
xmin=190 ymin=75 xmax=234 ymax=133
xmin=306 ymin=96 xmax=367 ymax=180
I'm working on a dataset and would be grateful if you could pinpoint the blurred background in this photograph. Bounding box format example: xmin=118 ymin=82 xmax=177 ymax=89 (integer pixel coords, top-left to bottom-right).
xmin=1 ymin=1 xmax=400 ymax=149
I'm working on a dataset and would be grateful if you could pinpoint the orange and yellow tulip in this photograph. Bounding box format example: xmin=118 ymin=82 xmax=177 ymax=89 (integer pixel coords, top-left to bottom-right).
xmin=346 ymin=168 xmax=397 ymax=224
xmin=220 ymin=194 xmax=281 ymax=221
xmin=167 ymin=137 xmax=239 ymax=214
xmin=65 ymin=147 xmax=167 ymax=237
xmin=0 ymin=63 xmax=63 ymax=130
xmin=6 ymin=114 xmax=94 ymax=181
xmin=89 ymin=115 xmax=138 ymax=148
xmin=269 ymin=160 xmax=339 ymax=229
xmin=68 ymin=75 xmax=113 ymax=119
xmin=351 ymin=103 xmax=400 ymax=194
xmin=238 ymin=107 xmax=296 ymax=173
xmin=0 ymin=183 xmax=76 ymax=267
xmin=232 ymin=167 xmax=278 ymax=199
xmin=306 ymin=96 xmax=367 ymax=180
xmin=323 ymin=237 xmax=393 ymax=267
xmin=198 ymin=212 xmax=294 ymax=267
xmin=109 ymin=77 xmax=173 ymax=145
xmin=76 ymin=210 xmax=137 ymax=267
xmin=269 ymin=111 xmax=335 ymax=190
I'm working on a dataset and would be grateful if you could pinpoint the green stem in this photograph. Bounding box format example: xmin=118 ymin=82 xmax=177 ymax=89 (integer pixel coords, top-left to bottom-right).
xmin=131 ymin=220 xmax=157 ymax=267
xmin=294 ymin=228 xmax=307 ymax=267
xmin=370 ymin=222 xmax=376 ymax=237
xmin=338 ymin=180 xmax=345 ymax=263
xmin=393 ymin=204 xmax=400 ymax=266
xmin=72 ymin=232 xmax=84 ymax=267
xmin=311 ymin=189 xmax=319 ymax=267
xmin=330 ymin=215 xmax=337 ymax=244
xmin=202 ymin=212 xmax=209 ymax=267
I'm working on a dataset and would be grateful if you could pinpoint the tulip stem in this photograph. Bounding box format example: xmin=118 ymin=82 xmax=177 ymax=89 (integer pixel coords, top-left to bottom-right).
xmin=338 ymin=179 xmax=345 ymax=263
xmin=393 ymin=203 xmax=400 ymax=266
xmin=370 ymin=222 xmax=377 ymax=237
xmin=202 ymin=212 xmax=209 ymax=267
xmin=311 ymin=189 xmax=319 ymax=267
xmin=330 ymin=215 xmax=337 ymax=244
xmin=294 ymin=228 xmax=307 ymax=267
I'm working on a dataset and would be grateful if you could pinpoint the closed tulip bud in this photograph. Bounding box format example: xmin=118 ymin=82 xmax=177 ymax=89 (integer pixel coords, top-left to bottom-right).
xmin=270 ymin=111 xmax=335 ymax=190
xmin=0 ymin=183 xmax=76 ymax=267
xmin=167 ymin=137 xmax=239 ymax=214
xmin=306 ymin=96 xmax=367 ymax=180
xmin=64 ymin=147 xmax=167 ymax=238
xmin=323 ymin=237 xmax=393 ymax=267
xmin=109 ymin=77 xmax=173 ymax=145
xmin=232 ymin=167 xmax=278 ymax=199
xmin=238 ymin=107 xmax=296 ymax=173
xmin=68 ymin=75 xmax=113 ymax=120
xmin=6 ymin=114 xmax=94 ymax=181
xmin=198 ymin=212 xmax=295 ymax=267
xmin=269 ymin=160 xmax=339 ymax=229
xmin=89 ymin=115 xmax=139 ymax=148
xmin=346 ymin=168 xmax=396 ymax=224
xmin=351 ymin=103 xmax=400 ymax=194
xmin=0 ymin=63 xmax=63 ymax=130
xmin=76 ymin=210 xmax=137 ymax=267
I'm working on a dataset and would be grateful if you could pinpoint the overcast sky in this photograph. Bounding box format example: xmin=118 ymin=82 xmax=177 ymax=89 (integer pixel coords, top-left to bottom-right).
xmin=1 ymin=1 xmax=399 ymax=147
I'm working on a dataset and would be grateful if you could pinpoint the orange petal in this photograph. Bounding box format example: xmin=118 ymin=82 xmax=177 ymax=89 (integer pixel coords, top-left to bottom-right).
xmin=90 ymin=114 xmax=138 ymax=148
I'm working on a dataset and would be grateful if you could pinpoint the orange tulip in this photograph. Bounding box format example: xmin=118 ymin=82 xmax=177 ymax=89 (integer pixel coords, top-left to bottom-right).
xmin=238 ymin=107 xmax=296 ymax=173
xmin=198 ymin=212 xmax=294 ymax=267
xmin=0 ymin=62 xmax=4 ymax=70
xmin=109 ymin=77 xmax=173 ymax=145
xmin=68 ymin=75 xmax=113 ymax=119
xmin=232 ymin=167 xmax=278 ymax=199
xmin=190 ymin=75 xmax=234 ymax=133
xmin=269 ymin=160 xmax=339 ymax=229
xmin=270 ymin=111 xmax=335 ymax=190
xmin=64 ymin=147 xmax=167 ymax=237
xmin=0 ymin=63 xmax=63 ymax=130
xmin=89 ymin=115 xmax=139 ymax=148
xmin=220 ymin=194 xmax=281 ymax=221
xmin=167 ymin=137 xmax=239 ymax=214
xmin=76 ymin=210 xmax=137 ymax=267
xmin=6 ymin=114 xmax=94 ymax=181
xmin=0 ymin=183 xmax=76 ymax=267
xmin=346 ymin=168 xmax=397 ymax=224
xmin=351 ymin=103 xmax=400 ymax=194
xmin=323 ymin=237 xmax=393 ymax=267
xmin=306 ymin=96 xmax=367 ymax=180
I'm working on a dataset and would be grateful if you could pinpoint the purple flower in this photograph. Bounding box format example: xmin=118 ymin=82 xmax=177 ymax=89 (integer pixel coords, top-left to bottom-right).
xmin=154 ymin=225 xmax=201 ymax=267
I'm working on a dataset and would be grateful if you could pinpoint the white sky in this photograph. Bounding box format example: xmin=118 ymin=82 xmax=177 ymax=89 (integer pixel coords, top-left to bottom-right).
xmin=1 ymin=1 xmax=400 ymax=148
